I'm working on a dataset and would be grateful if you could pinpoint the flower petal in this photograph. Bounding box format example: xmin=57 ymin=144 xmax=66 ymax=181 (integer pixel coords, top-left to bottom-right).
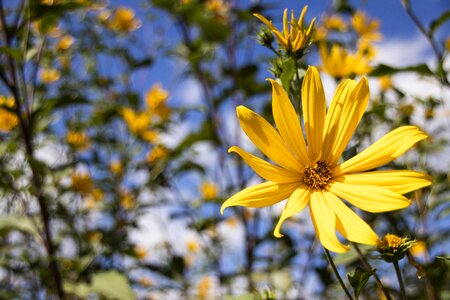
xmin=220 ymin=181 xmax=299 ymax=214
xmin=274 ymin=185 xmax=310 ymax=237
xmin=310 ymin=191 xmax=349 ymax=253
xmin=269 ymin=79 xmax=309 ymax=166
xmin=330 ymin=181 xmax=411 ymax=213
xmin=325 ymin=191 xmax=379 ymax=245
xmin=334 ymin=126 xmax=428 ymax=175
xmin=302 ymin=66 xmax=326 ymax=160
xmin=323 ymin=77 xmax=369 ymax=165
xmin=334 ymin=170 xmax=432 ymax=194
xmin=229 ymin=146 xmax=301 ymax=184
xmin=236 ymin=106 xmax=301 ymax=172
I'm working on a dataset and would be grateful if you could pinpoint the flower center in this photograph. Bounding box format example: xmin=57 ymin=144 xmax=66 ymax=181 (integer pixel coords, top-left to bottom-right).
xmin=303 ymin=161 xmax=331 ymax=190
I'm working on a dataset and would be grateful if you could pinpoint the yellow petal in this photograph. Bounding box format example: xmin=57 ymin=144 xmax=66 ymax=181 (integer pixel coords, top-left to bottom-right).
xmin=282 ymin=8 xmax=288 ymax=37
xmin=269 ymin=79 xmax=309 ymax=166
xmin=310 ymin=191 xmax=349 ymax=253
xmin=221 ymin=181 xmax=299 ymax=214
xmin=330 ymin=181 xmax=411 ymax=213
xmin=229 ymin=146 xmax=301 ymax=184
xmin=334 ymin=126 xmax=428 ymax=175
xmin=323 ymin=78 xmax=369 ymax=165
xmin=236 ymin=106 xmax=301 ymax=172
xmin=253 ymin=13 xmax=276 ymax=31
xmin=302 ymin=66 xmax=326 ymax=160
xmin=325 ymin=191 xmax=379 ymax=245
xmin=274 ymin=186 xmax=310 ymax=237
xmin=334 ymin=170 xmax=432 ymax=194
xmin=298 ymin=5 xmax=308 ymax=27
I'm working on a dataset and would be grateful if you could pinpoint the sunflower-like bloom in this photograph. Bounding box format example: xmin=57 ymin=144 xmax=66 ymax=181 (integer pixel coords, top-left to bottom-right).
xmin=254 ymin=6 xmax=316 ymax=53
xmin=351 ymin=11 xmax=382 ymax=42
xmin=319 ymin=43 xmax=372 ymax=78
xmin=221 ymin=66 xmax=431 ymax=253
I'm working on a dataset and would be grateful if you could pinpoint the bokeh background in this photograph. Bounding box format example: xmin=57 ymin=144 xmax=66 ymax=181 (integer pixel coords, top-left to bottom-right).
xmin=0 ymin=0 xmax=449 ymax=299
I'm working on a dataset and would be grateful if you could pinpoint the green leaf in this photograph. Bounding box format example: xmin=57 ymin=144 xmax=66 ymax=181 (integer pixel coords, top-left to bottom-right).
xmin=0 ymin=215 xmax=39 ymax=237
xmin=0 ymin=46 xmax=22 ymax=61
xmin=65 ymin=271 xmax=135 ymax=300
xmin=347 ymin=267 xmax=375 ymax=300
xmin=430 ymin=10 xmax=450 ymax=34
xmin=369 ymin=63 xmax=434 ymax=77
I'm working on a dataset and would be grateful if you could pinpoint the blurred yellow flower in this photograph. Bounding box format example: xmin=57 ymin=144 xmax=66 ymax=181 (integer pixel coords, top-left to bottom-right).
xmin=197 ymin=276 xmax=213 ymax=300
xmin=145 ymin=83 xmax=171 ymax=120
xmin=221 ymin=67 xmax=431 ymax=253
xmin=119 ymin=189 xmax=135 ymax=210
xmin=446 ymin=37 xmax=450 ymax=52
xmin=323 ymin=14 xmax=347 ymax=31
xmin=224 ymin=216 xmax=238 ymax=228
xmin=135 ymin=246 xmax=147 ymax=260
xmin=110 ymin=160 xmax=123 ymax=175
xmin=187 ymin=239 xmax=200 ymax=253
xmin=109 ymin=7 xmax=141 ymax=32
xmin=57 ymin=35 xmax=74 ymax=50
xmin=141 ymin=130 xmax=159 ymax=143
xmin=90 ymin=188 xmax=104 ymax=202
xmin=319 ymin=43 xmax=372 ymax=78
xmin=66 ymin=131 xmax=90 ymax=151
xmin=72 ymin=172 xmax=94 ymax=195
xmin=121 ymin=107 xmax=151 ymax=134
xmin=351 ymin=11 xmax=382 ymax=42
xmin=254 ymin=6 xmax=316 ymax=54
xmin=40 ymin=68 xmax=61 ymax=83
xmin=147 ymin=145 xmax=168 ymax=164
xmin=410 ymin=241 xmax=427 ymax=257
xmin=87 ymin=231 xmax=103 ymax=242
xmin=138 ymin=277 xmax=153 ymax=287
xmin=379 ymin=75 xmax=393 ymax=91
xmin=200 ymin=181 xmax=219 ymax=200
xmin=206 ymin=0 xmax=230 ymax=20
xmin=0 ymin=96 xmax=18 ymax=132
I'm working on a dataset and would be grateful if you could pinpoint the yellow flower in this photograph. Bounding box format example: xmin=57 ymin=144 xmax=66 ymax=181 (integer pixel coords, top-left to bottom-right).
xmin=197 ymin=277 xmax=213 ymax=300
xmin=119 ymin=189 xmax=135 ymax=209
xmin=147 ymin=145 xmax=168 ymax=164
xmin=206 ymin=0 xmax=230 ymax=20
xmin=121 ymin=107 xmax=151 ymax=134
xmin=319 ymin=44 xmax=372 ymax=78
xmin=90 ymin=188 xmax=104 ymax=202
xmin=221 ymin=66 xmax=431 ymax=253
xmin=379 ymin=75 xmax=393 ymax=91
xmin=446 ymin=37 xmax=450 ymax=52
xmin=109 ymin=7 xmax=141 ymax=32
xmin=87 ymin=231 xmax=103 ymax=242
xmin=140 ymin=130 xmax=159 ymax=143
xmin=0 ymin=104 xmax=18 ymax=132
xmin=66 ymin=131 xmax=90 ymax=151
xmin=72 ymin=172 xmax=94 ymax=195
xmin=145 ymin=83 xmax=171 ymax=120
xmin=110 ymin=160 xmax=123 ymax=175
xmin=254 ymin=6 xmax=316 ymax=54
xmin=57 ymin=34 xmax=74 ymax=50
xmin=138 ymin=277 xmax=153 ymax=287
xmin=200 ymin=181 xmax=219 ymax=200
xmin=409 ymin=241 xmax=427 ymax=257
xmin=134 ymin=246 xmax=147 ymax=260
xmin=40 ymin=68 xmax=61 ymax=83
xmin=187 ymin=239 xmax=200 ymax=253
xmin=351 ymin=11 xmax=382 ymax=42
xmin=322 ymin=14 xmax=347 ymax=32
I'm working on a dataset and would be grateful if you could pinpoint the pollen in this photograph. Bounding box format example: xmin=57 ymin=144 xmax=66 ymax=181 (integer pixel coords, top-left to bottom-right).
xmin=303 ymin=160 xmax=331 ymax=190
xmin=378 ymin=234 xmax=406 ymax=250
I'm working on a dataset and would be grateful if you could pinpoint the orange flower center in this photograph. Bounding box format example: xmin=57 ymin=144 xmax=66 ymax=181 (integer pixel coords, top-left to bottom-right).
xmin=303 ymin=161 xmax=331 ymax=190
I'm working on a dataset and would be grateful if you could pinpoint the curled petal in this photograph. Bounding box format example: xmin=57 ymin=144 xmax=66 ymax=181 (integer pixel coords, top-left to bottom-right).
xmin=274 ymin=186 xmax=310 ymax=237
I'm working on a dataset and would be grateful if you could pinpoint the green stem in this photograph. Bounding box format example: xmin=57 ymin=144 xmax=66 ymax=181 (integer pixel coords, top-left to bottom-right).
xmin=352 ymin=243 xmax=392 ymax=300
xmin=393 ymin=260 xmax=407 ymax=300
xmin=324 ymin=248 xmax=354 ymax=300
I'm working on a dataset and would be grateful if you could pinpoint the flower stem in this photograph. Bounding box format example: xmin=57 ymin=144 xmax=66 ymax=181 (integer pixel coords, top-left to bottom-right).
xmin=324 ymin=248 xmax=354 ymax=300
xmin=393 ymin=260 xmax=407 ymax=300
xmin=352 ymin=243 xmax=392 ymax=300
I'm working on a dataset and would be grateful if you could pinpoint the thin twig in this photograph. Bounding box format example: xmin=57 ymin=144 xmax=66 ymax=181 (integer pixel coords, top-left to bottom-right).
xmin=393 ymin=260 xmax=407 ymax=300
xmin=324 ymin=248 xmax=354 ymax=300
